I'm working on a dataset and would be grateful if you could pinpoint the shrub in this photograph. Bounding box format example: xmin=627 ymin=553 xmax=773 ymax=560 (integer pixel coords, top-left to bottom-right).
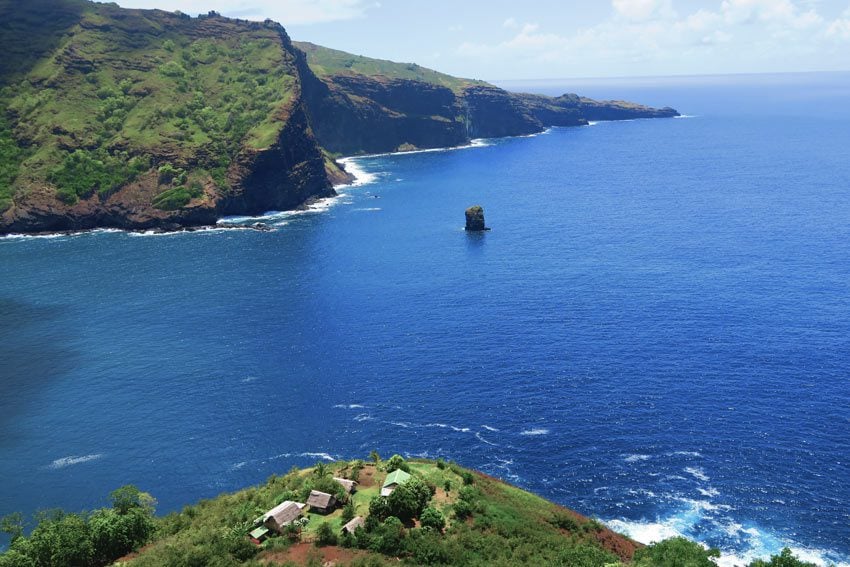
xmin=633 ymin=537 xmax=720 ymax=567
xmin=315 ymin=522 xmax=337 ymax=547
xmin=385 ymin=455 xmax=409 ymax=474
xmin=453 ymin=499 xmax=473 ymax=520
xmin=341 ymin=501 xmax=356 ymax=523
xmin=749 ymin=548 xmax=819 ymax=567
xmin=419 ymin=507 xmax=445 ymax=532
xmin=550 ymin=511 xmax=580 ymax=532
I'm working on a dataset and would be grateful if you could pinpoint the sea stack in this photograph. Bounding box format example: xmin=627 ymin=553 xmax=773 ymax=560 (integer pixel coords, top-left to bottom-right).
xmin=465 ymin=205 xmax=489 ymax=231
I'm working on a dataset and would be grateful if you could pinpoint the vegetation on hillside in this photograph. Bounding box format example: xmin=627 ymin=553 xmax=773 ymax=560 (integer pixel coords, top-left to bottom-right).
xmin=0 ymin=1 xmax=299 ymax=207
xmin=294 ymin=41 xmax=486 ymax=93
xmin=0 ymin=458 xmax=825 ymax=567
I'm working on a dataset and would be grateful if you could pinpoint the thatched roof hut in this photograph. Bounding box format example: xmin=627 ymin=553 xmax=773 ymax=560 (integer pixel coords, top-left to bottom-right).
xmin=342 ymin=516 xmax=365 ymax=534
xmin=262 ymin=501 xmax=304 ymax=533
xmin=306 ymin=490 xmax=337 ymax=513
xmin=333 ymin=477 xmax=358 ymax=494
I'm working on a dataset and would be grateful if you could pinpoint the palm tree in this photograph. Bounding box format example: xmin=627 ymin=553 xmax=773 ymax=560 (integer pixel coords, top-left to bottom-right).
xmin=313 ymin=462 xmax=329 ymax=478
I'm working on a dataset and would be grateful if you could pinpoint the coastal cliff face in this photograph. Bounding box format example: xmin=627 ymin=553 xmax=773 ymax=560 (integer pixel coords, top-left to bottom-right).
xmin=295 ymin=41 xmax=679 ymax=156
xmin=0 ymin=0 xmax=335 ymax=234
xmin=0 ymin=1 xmax=678 ymax=234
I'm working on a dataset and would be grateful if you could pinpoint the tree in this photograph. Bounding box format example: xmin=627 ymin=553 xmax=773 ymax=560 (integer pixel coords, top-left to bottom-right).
xmin=633 ymin=537 xmax=720 ymax=567
xmin=419 ymin=507 xmax=445 ymax=532
xmin=386 ymin=477 xmax=432 ymax=522
xmin=369 ymin=450 xmax=381 ymax=465
xmin=385 ymin=455 xmax=409 ymax=474
xmin=315 ymin=522 xmax=337 ymax=547
xmin=313 ymin=462 xmax=329 ymax=479
xmin=110 ymin=485 xmax=155 ymax=515
xmin=0 ymin=513 xmax=24 ymax=544
xmin=749 ymin=548 xmax=819 ymax=567
xmin=341 ymin=501 xmax=356 ymax=523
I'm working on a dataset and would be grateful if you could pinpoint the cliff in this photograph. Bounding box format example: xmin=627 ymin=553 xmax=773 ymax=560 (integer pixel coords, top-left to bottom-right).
xmin=294 ymin=41 xmax=679 ymax=155
xmin=0 ymin=1 xmax=678 ymax=235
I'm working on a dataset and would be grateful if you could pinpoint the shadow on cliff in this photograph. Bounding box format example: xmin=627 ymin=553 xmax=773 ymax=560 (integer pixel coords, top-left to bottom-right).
xmin=0 ymin=299 xmax=79 ymax=446
xmin=0 ymin=0 xmax=86 ymax=84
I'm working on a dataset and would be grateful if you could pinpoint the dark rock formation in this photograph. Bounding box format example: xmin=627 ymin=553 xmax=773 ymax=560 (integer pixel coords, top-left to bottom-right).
xmin=465 ymin=205 xmax=488 ymax=232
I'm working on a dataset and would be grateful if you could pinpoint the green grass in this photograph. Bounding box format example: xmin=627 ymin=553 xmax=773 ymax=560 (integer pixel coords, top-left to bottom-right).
xmin=294 ymin=41 xmax=488 ymax=93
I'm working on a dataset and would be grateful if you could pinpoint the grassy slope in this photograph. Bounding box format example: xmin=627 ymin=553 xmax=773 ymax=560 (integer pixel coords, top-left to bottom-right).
xmin=0 ymin=1 xmax=297 ymax=209
xmin=125 ymin=459 xmax=637 ymax=567
xmin=294 ymin=41 xmax=486 ymax=92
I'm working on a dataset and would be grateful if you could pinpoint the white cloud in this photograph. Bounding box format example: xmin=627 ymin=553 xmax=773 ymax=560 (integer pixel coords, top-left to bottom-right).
xmin=457 ymin=0 xmax=850 ymax=77
xmin=612 ymin=0 xmax=675 ymax=21
xmin=116 ymin=0 xmax=376 ymax=25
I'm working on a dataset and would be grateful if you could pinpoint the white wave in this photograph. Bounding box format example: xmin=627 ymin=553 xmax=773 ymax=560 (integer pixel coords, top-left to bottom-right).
xmin=352 ymin=207 xmax=381 ymax=212
xmin=230 ymin=461 xmax=247 ymax=471
xmin=624 ymin=454 xmax=652 ymax=463
xmin=698 ymin=487 xmax=720 ymax=497
xmin=300 ymin=452 xmax=335 ymax=462
xmin=337 ymin=137 xmax=493 ymax=167
xmin=335 ymin=157 xmax=379 ymax=188
xmin=48 ymin=454 xmax=103 ymax=469
xmin=481 ymin=425 xmax=500 ymax=432
xmin=606 ymin=518 xmax=686 ymax=544
xmin=475 ymin=432 xmax=498 ymax=446
xmin=684 ymin=466 xmax=710 ymax=482
xmin=390 ymin=421 xmax=412 ymax=428
xmin=674 ymin=114 xmax=698 ymax=119
xmin=520 ymin=428 xmax=550 ymax=436
xmin=241 ymin=376 xmax=259 ymax=383
xmin=128 ymin=227 xmax=233 ymax=237
xmin=353 ymin=413 xmax=374 ymax=422
xmin=333 ymin=404 xmax=366 ymax=409
xmin=2 ymin=228 xmax=125 ymax=241
xmin=425 ymin=423 xmax=471 ymax=433
xmin=670 ymin=451 xmax=704 ymax=458
xmin=607 ymin=498 xmax=850 ymax=567
xmin=587 ymin=121 xmax=599 ymax=126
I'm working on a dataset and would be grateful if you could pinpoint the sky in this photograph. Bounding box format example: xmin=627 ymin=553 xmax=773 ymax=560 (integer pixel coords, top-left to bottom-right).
xmin=114 ymin=0 xmax=850 ymax=80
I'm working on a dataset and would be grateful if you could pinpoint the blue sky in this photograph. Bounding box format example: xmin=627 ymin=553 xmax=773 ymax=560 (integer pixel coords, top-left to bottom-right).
xmin=115 ymin=0 xmax=850 ymax=80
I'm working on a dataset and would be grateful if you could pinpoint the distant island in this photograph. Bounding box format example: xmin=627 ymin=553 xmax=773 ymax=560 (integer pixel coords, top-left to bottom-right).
xmin=0 ymin=0 xmax=678 ymax=235
xmin=0 ymin=456 xmax=817 ymax=566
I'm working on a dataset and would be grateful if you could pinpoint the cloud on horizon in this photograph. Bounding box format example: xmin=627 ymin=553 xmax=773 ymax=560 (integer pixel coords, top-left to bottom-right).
xmin=458 ymin=0 xmax=850 ymax=76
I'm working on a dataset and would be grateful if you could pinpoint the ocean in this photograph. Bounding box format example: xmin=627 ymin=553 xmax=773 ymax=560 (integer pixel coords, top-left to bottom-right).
xmin=1 ymin=72 xmax=849 ymax=565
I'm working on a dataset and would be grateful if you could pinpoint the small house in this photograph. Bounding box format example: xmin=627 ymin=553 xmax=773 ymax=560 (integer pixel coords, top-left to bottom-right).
xmin=333 ymin=477 xmax=358 ymax=494
xmin=381 ymin=469 xmax=411 ymax=497
xmin=262 ymin=500 xmax=305 ymax=533
xmin=342 ymin=516 xmax=365 ymax=534
xmin=306 ymin=490 xmax=337 ymax=513
xmin=248 ymin=525 xmax=270 ymax=544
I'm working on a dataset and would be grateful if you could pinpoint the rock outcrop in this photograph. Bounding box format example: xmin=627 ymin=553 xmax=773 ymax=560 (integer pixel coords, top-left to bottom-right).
xmin=465 ymin=205 xmax=488 ymax=232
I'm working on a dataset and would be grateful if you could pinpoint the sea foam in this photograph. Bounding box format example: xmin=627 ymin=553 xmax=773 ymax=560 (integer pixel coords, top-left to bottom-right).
xmin=48 ymin=454 xmax=103 ymax=469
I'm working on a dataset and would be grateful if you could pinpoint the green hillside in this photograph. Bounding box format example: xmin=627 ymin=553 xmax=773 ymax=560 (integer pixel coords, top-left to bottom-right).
xmin=294 ymin=41 xmax=486 ymax=92
xmin=0 ymin=457 xmax=819 ymax=567
xmin=0 ymin=0 xmax=300 ymax=211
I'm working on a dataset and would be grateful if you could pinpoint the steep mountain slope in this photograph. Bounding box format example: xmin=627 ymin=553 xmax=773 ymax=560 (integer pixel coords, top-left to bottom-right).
xmin=294 ymin=41 xmax=679 ymax=155
xmin=0 ymin=1 xmax=678 ymax=234
xmin=0 ymin=0 xmax=337 ymax=233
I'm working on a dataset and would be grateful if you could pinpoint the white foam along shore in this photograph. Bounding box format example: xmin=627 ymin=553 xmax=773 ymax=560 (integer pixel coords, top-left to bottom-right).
xmin=606 ymin=514 xmax=850 ymax=567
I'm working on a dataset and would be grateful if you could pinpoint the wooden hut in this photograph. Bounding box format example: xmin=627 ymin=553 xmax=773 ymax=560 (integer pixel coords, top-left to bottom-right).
xmin=342 ymin=516 xmax=365 ymax=534
xmin=261 ymin=501 xmax=305 ymax=533
xmin=333 ymin=477 xmax=358 ymax=494
xmin=306 ymin=490 xmax=337 ymax=514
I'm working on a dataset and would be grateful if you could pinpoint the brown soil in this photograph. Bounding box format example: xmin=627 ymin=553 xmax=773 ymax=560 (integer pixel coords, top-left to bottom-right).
xmin=261 ymin=543 xmax=372 ymax=566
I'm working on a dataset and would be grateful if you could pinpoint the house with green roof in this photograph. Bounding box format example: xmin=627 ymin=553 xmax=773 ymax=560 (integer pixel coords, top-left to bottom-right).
xmin=381 ymin=469 xmax=411 ymax=496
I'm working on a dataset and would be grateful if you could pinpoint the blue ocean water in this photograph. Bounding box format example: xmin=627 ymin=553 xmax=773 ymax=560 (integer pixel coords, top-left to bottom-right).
xmin=2 ymin=72 xmax=849 ymax=565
